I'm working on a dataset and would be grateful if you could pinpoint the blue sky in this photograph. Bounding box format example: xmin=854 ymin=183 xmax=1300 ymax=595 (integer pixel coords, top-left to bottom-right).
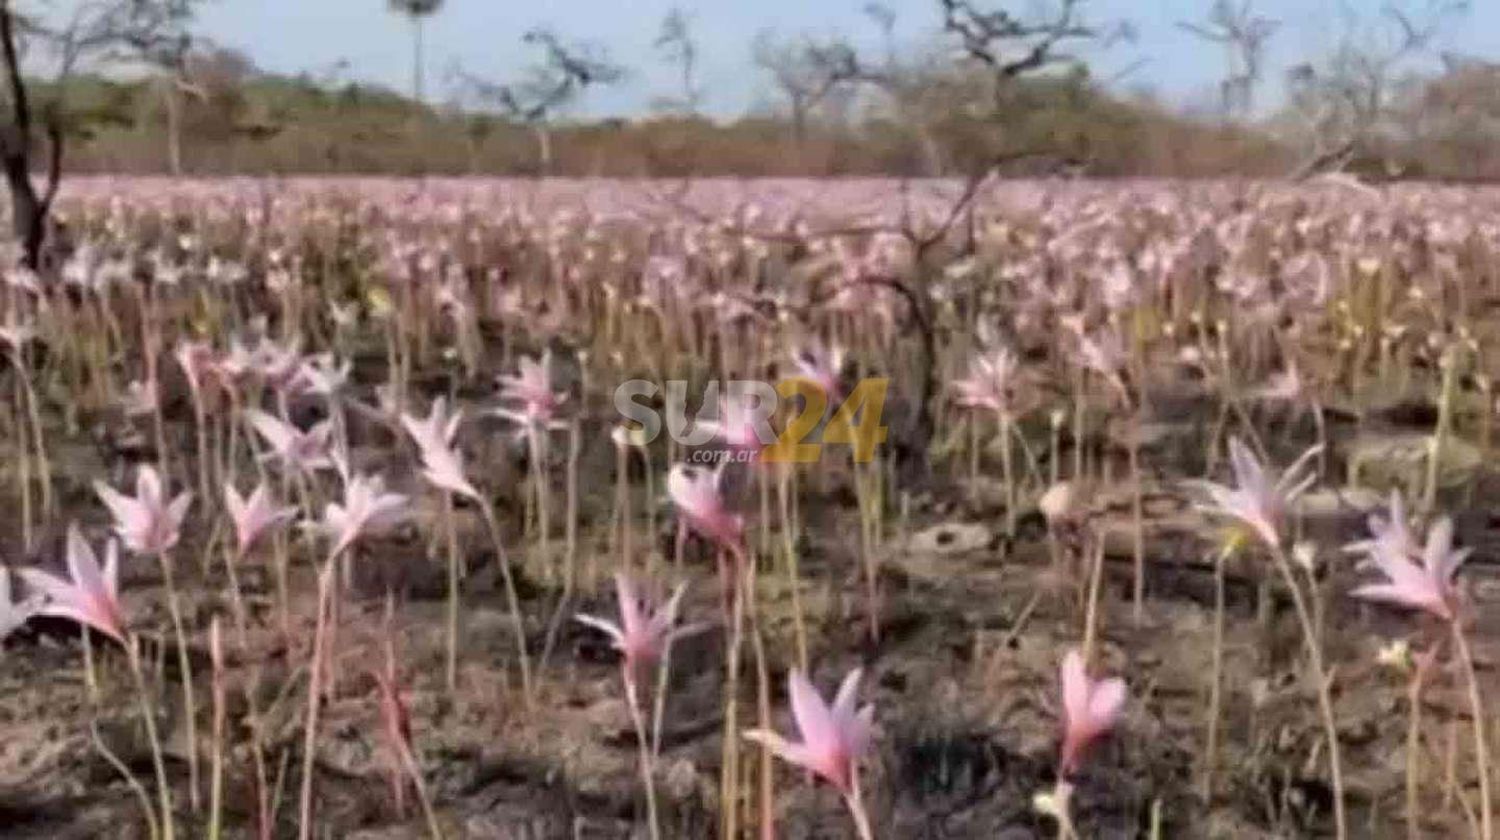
xmin=195 ymin=0 xmax=1500 ymax=118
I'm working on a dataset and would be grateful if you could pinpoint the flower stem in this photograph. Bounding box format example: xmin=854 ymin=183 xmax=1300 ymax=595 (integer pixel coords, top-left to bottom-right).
xmin=626 ymin=678 xmax=662 ymax=840
xmin=208 ymin=619 xmax=225 ymax=840
xmin=84 ymin=631 xmax=160 ymax=840
xmin=776 ymin=464 xmax=807 ymax=672
xmin=855 ymin=459 xmax=880 ymax=644
xmin=1452 ymin=620 xmax=1493 ymax=840
xmin=10 ymin=351 xmax=51 ymax=519
xmin=527 ymin=425 xmax=550 ymax=581
xmin=127 ymin=634 xmax=176 ymax=840
xmin=720 ymin=554 xmax=746 ymax=840
xmin=479 ymin=499 xmax=534 ymax=704
xmin=844 ymin=774 xmax=876 ymax=840
xmin=1081 ymin=539 xmax=1106 ymax=664
xmin=1407 ymin=647 xmax=1436 ymax=840
xmin=1424 ymin=346 xmax=1459 ymax=514
xmin=1129 ymin=406 xmax=1144 ymax=625
xmin=747 ymin=561 xmax=775 ymax=837
xmin=13 ymin=389 xmax=31 ymax=550
xmin=193 ymin=396 xmax=211 ymax=532
xmin=157 ymin=548 xmax=200 ymax=812
xmin=297 ymin=548 xmax=343 ymax=840
xmin=1201 ymin=544 xmax=1232 ymax=804
xmin=442 ymin=492 xmax=460 ymax=694
xmin=224 ymin=544 xmax=250 ymax=650
xmin=397 ymin=735 xmax=444 ymax=839
xmin=1267 ymin=543 xmax=1346 ymax=839
xmin=999 ymin=412 xmax=1016 ymax=536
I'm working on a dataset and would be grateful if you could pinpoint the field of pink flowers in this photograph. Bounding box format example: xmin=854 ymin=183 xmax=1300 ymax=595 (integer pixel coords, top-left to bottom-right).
xmin=2 ymin=175 xmax=1499 ymax=838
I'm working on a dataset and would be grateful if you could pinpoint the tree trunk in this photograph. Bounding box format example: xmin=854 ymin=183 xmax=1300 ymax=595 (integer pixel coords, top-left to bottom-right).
xmin=534 ymin=124 xmax=552 ymax=175
xmin=166 ymin=88 xmax=183 ymax=176
xmin=3 ymin=147 xmax=43 ymax=269
xmin=791 ymin=99 xmax=808 ymax=148
xmin=0 ymin=7 xmax=49 ymax=270
xmin=917 ymin=124 xmax=944 ymax=177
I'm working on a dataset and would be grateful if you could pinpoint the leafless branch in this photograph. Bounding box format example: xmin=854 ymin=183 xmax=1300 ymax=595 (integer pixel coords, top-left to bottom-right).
xmin=939 ymin=0 xmax=1103 ymax=80
xmin=458 ymin=28 xmax=623 ymax=125
xmin=1178 ymin=1 xmax=1280 ymax=117
xmin=1285 ymin=0 xmax=1467 ymax=178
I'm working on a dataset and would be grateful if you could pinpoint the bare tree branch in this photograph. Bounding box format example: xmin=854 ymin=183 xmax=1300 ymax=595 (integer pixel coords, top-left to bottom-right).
xmin=751 ymin=30 xmax=860 ymax=146
xmin=0 ymin=0 xmax=199 ymax=267
xmin=939 ymin=0 xmax=1110 ymax=83
xmin=1178 ymin=1 xmax=1280 ymax=118
xmin=454 ymin=28 xmax=624 ymax=174
xmin=653 ymin=7 xmax=700 ymax=114
xmin=1285 ymin=0 xmax=1467 ymax=178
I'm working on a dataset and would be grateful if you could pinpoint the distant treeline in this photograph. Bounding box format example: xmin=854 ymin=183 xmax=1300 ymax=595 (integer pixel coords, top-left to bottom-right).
xmin=40 ymin=57 xmax=1500 ymax=180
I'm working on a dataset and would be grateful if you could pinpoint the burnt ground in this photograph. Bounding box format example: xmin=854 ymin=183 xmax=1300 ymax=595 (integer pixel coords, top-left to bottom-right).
xmin=2 ymin=370 xmax=1499 ymax=840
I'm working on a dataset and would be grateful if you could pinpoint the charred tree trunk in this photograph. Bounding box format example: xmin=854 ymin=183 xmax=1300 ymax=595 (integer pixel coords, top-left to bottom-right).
xmin=4 ymin=150 xmax=43 ymax=267
xmin=0 ymin=5 xmax=61 ymax=270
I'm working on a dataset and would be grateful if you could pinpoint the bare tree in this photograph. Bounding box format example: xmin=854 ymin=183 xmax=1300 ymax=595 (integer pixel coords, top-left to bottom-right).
xmin=388 ymin=0 xmax=444 ymax=104
xmin=143 ymin=34 xmax=206 ymax=176
xmin=653 ymin=7 xmax=700 ymax=115
xmin=751 ymin=30 xmax=857 ymax=146
xmin=0 ymin=0 xmax=199 ymax=268
xmin=176 ymin=47 xmax=260 ymax=167
xmin=760 ymin=11 xmax=952 ymax=174
xmin=456 ymin=29 xmax=624 ymax=175
xmin=760 ymin=0 xmax=1124 ymax=174
xmin=1284 ymin=0 xmax=1467 ymax=178
xmin=939 ymin=0 xmax=1128 ymax=109
xmin=1178 ymin=1 xmax=1279 ymax=119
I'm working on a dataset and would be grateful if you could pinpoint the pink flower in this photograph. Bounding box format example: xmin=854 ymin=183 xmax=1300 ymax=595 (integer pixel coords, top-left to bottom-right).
xmin=667 ymin=464 xmax=744 ymax=555
xmin=1347 ymin=500 xmax=1468 ymax=622
xmin=401 ymin=396 xmax=463 ymax=454
xmin=175 ymin=340 xmax=217 ymax=400
xmin=224 ymin=481 xmax=296 ymax=556
xmin=1345 ymin=490 xmax=1420 ymax=568
xmin=1069 ymin=325 xmax=1129 ymax=402
xmin=246 ymin=409 xmax=335 ymax=474
xmin=1058 ymin=648 xmax=1126 ymax=776
xmin=575 ymin=575 xmax=696 ymax=686
xmin=952 ymin=347 xmax=1027 ymax=417
xmin=495 ymin=353 xmax=566 ymax=427
xmin=94 ymin=465 xmax=192 ymax=556
xmin=292 ymin=354 xmax=351 ymax=399
xmin=214 ymin=338 xmax=258 ymax=383
xmin=220 ymin=336 xmax=303 ymax=392
xmin=401 ymin=397 xmax=480 ymax=501
xmin=1195 ymin=438 xmax=1320 ymax=549
xmin=697 ymin=393 xmax=768 ymax=460
xmin=744 ymin=668 xmax=874 ymax=797
xmin=322 ymin=471 xmax=409 ymax=556
xmin=19 ymin=525 xmax=126 ymax=643
xmin=792 ymin=342 xmax=846 ymax=403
